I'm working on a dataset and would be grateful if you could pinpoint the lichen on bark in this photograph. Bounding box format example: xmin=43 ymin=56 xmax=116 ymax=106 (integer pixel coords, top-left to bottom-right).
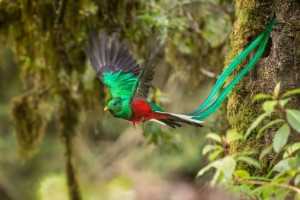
xmin=226 ymin=0 xmax=273 ymax=132
xmin=226 ymin=0 xmax=300 ymax=173
xmin=1 ymin=1 xmax=143 ymax=199
xmin=227 ymin=0 xmax=300 ymax=133
xmin=11 ymin=94 xmax=48 ymax=157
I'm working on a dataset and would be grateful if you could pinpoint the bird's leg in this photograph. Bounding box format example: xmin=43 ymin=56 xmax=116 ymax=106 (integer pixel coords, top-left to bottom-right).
xmin=142 ymin=121 xmax=146 ymax=132
xmin=132 ymin=121 xmax=136 ymax=127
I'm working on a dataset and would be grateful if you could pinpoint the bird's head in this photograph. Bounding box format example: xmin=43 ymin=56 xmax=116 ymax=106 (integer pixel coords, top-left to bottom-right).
xmin=104 ymin=97 xmax=132 ymax=119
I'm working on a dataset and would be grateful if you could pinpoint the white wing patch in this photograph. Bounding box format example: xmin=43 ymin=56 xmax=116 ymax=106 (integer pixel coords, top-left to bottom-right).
xmin=155 ymin=111 xmax=203 ymax=125
xmin=149 ymin=119 xmax=168 ymax=126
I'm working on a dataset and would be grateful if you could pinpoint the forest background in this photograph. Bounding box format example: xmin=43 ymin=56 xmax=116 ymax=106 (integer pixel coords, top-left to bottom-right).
xmin=0 ymin=0 xmax=299 ymax=200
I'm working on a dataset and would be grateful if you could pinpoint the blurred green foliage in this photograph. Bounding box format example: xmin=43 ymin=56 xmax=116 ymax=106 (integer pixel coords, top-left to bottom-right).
xmin=0 ymin=0 xmax=235 ymax=199
xmin=199 ymin=84 xmax=300 ymax=199
xmin=2 ymin=0 xmax=298 ymax=200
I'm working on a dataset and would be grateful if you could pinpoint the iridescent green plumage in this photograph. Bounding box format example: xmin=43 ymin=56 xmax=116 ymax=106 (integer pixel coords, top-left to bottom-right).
xmin=86 ymin=32 xmax=166 ymax=121
xmin=85 ymin=32 xmax=142 ymax=119
xmin=102 ymin=71 xmax=139 ymax=118
xmin=85 ymin=32 xmax=201 ymax=127
xmin=190 ymin=18 xmax=276 ymax=120
xmin=102 ymin=71 xmax=138 ymax=98
xmin=86 ymin=19 xmax=275 ymax=127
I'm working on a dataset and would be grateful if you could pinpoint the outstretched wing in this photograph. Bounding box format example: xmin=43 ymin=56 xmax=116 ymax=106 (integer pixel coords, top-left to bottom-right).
xmin=134 ymin=36 xmax=165 ymax=98
xmin=86 ymin=32 xmax=140 ymax=100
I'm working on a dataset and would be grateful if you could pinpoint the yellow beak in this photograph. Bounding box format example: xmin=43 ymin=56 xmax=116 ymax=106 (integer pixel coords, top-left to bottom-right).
xmin=104 ymin=106 xmax=109 ymax=112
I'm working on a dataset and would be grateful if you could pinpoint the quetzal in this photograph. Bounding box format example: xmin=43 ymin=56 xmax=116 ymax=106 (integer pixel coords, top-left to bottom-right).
xmin=86 ymin=19 xmax=275 ymax=128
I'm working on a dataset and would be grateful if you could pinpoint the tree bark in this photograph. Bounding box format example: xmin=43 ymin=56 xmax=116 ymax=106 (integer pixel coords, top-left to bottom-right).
xmin=227 ymin=0 xmax=300 ymax=131
xmin=226 ymin=0 xmax=300 ymax=162
xmin=0 ymin=184 xmax=12 ymax=200
xmin=63 ymin=133 xmax=81 ymax=200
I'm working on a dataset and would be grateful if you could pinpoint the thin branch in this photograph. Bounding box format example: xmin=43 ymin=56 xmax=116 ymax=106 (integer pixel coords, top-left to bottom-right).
xmin=200 ymin=68 xmax=216 ymax=78
xmin=63 ymin=132 xmax=82 ymax=200
xmin=238 ymin=178 xmax=300 ymax=194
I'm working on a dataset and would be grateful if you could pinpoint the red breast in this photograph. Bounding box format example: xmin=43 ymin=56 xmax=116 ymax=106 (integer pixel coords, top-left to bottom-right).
xmin=131 ymin=98 xmax=153 ymax=122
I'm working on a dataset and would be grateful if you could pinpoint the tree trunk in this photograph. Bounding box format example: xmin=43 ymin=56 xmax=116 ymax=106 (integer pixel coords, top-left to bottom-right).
xmin=0 ymin=184 xmax=12 ymax=200
xmin=226 ymin=0 xmax=300 ymax=159
xmin=63 ymin=133 xmax=81 ymax=200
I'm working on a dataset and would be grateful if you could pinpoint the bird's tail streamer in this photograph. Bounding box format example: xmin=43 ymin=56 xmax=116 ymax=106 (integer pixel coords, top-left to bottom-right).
xmin=190 ymin=18 xmax=276 ymax=121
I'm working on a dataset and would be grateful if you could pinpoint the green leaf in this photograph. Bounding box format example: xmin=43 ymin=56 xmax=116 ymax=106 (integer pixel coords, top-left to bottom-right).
xmin=283 ymin=142 xmax=300 ymax=158
xmin=210 ymin=169 xmax=221 ymax=186
xmin=245 ymin=112 xmax=270 ymax=139
xmin=206 ymin=133 xmax=222 ymax=143
xmin=272 ymin=156 xmax=300 ymax=175
xmin=273 ymin=82 xmax=281 ymax=99
xmin=272 ymin=158 xmax=292 ymax=173
xmin=236 ymin=156 xmax=261 ymax=169
xmin=235 ymin=150 xmax=257 ymax=157
xmin=253 ymin=93 xmax=273 ymax=102
xmin=283 ymin=88 xmax=300 ymax=98
xmin=262 ymin=100 xmax=277 ymax=113
xmin=226 ymin=129 xmax=242 ymax=143
xmin=286 ymin=109 xmax=300 ymax=132
xmin=216 ymin=156 xmax=236 ymax=181
xmin=294 ymin=174 xmax=300 ymax=186
xmin=202 ymin=144 xmax=222 ymax=155
xmin=234 ymin=170 xmax=250 ymax=179
xmin=208 ymin=148 xmax=224 ymax=161
xmin=273 ymin=124 xmax=290 ymax=153
xmin=197 ymin=158 xmax=225 ymax=178
xmin=259 ymin=145 xmax=273 ymax=160
xmin=197 ymin=162 xmax=215 ymax=178
xmin=278 ymin=98 xmax=290 ymax=107
xmin=197 ymin=156 xmax=236 ymax=181
xmin=256 ymin=119 xmax=285 ymax=139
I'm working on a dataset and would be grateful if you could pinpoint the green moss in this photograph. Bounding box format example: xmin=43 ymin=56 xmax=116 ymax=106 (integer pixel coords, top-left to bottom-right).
xmin=227 ymin=92 xmax=256 ymax=132
xmin=225 ymin=0 xmax=274 ymax=175
xmin=11 ymin=94 xmax=47 ymax=157
xmin=225 ymin=0 xmax=272 ymax=132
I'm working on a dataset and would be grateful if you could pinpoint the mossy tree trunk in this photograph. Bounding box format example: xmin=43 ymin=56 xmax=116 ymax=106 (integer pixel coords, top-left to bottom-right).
xmin=226 ymin=0 xmax=300 ymax=168
xmin=0 ymin=0 xmax=235 ymax=198
xmin=1 ymin=1 xmax=144 ymax=199
xmin=0 ymin=184 xmax=12 ymax=200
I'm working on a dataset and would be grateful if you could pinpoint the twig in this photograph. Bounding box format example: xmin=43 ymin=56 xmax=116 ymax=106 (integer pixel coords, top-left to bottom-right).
xmin=238 ymin=178 xmax=300 ymax=194
xmin=63 ymin=132 xmax=82 ymax=200
xmin=200 ymin=68 xmax=216 ymax=78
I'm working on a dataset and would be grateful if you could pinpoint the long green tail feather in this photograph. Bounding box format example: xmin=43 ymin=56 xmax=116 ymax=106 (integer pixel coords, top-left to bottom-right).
xmin=190 ymin=31 xmax=265 ymax=115
xmin=191 ymin=19 xmax=275 ymax=120
xmin=192 ymin=33 xmax=269 ymax=120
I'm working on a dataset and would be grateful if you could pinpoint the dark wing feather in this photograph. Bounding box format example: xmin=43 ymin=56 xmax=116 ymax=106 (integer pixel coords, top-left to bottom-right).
xmin=86 ymin=32 xmax=140 ymax=76
xmin=86 ymin=32 xmax=142 ymax=99
xmin=135 ymin=37 xmax=165 ymax=98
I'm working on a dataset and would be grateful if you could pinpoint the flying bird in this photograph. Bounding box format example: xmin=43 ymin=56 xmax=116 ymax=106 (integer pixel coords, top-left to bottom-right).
xmin=85 ymin=33 xmax=202 ymax=128
xmin=86 ymin=19 xmax=275 ymax=128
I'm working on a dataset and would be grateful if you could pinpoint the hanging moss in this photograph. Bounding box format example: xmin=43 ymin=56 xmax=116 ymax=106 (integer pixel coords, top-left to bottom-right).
xmin=0 ymin=0 xmax=238 ymax=198
xmin=11 ymin=94 xmax=47 ymax=157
